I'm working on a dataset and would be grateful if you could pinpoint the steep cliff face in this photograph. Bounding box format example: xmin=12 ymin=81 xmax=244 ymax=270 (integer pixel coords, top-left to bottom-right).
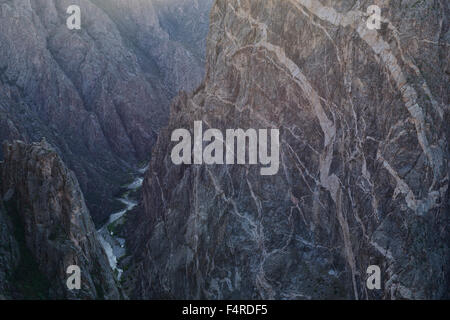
xmin=0 ymin=0 xmax=212 ymax=224
xmin=0 ymin=140 xmax=119 ymax=299
xmin=91 ymin=0 xmax=213 ymax=97
xmin=0 ymin=201 xmax=19 ymax=299
xmin=127 ymin=0 xmax=449 ymax=299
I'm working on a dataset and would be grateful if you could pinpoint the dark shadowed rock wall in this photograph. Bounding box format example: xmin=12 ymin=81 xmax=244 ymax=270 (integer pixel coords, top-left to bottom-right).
xmin=0 ymin=140 xmax=119 ymax=299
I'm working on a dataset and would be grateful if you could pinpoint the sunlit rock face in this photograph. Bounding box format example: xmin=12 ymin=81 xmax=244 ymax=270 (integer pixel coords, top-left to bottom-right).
xmin=0 ymin=140 xmax=119 ymax=299
xmin=126 ymin=0 xmax=449 ymax=299
xmin=0 ymin=0 xmax=212 ymax=224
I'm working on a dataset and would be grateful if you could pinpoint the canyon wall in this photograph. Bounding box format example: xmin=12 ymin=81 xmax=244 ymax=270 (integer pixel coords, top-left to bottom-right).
xmin=0 ymin=140 xmax=119 ymax=299
xmin=0 ymin=199 xmax=19 ymax=299
xmin=126 ymin=0 xmax=449 ymax=299
xmin=0 ymin=0 xmax=212 ymax=224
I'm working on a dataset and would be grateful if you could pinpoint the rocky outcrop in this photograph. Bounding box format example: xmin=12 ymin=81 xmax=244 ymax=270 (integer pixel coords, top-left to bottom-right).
xmin=0 ymin=0 xmax=212 ymax=224
xmin=0 ymin=140 xmax=120 ymax=299
xmin=126 ymin=0 xmax=449 ymax=299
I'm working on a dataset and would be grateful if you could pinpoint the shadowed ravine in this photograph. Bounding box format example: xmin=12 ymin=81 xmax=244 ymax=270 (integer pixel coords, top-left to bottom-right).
xmin=98 ymin=173 xmax=144 ymax=280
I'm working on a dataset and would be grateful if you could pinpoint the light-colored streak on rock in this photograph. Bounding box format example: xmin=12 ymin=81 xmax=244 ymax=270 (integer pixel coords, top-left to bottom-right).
xmin=290 ymin=0 xmax=446 ymax=215
xmin=227 ymin=2 xmax=359 ymax=300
